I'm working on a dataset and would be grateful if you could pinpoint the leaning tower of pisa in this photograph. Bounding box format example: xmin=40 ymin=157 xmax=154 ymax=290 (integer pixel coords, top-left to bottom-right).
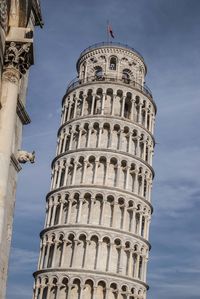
xmin=32 ymin=42 xmax=156 ymax=299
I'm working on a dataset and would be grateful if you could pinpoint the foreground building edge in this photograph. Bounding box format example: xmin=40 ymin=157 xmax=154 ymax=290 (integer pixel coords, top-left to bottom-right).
xmin=32 ymin=42 xmax=156 ymax=299
xmin=0 ymin=1 xmax=42 ymax=298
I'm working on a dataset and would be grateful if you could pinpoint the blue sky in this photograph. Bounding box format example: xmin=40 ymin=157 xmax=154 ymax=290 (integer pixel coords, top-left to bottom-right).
xmin=7 ymin=0 xmax=200 ymax=298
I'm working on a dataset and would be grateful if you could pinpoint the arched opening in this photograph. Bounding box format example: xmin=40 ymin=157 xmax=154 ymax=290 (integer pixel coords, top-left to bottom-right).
xmin=109 ymin=56 xmax=117 ymax=70
xmin=122 ymin=69 xmax=131 ymax=84
xmin=95 ymin=66 xmax=103 ymax=79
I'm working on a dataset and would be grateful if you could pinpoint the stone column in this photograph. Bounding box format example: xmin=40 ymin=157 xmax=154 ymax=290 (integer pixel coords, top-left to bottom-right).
xmin=134 ymin=253 xmax=140 ymax=279
xmin=151 ymin=115 xmax=155 ymax=134
xmin=88 ymin=197 xmax=95 ymax=224
xmin=38 ymin=243 xmax=44 ymax=270
xmin=81 ymin=95 xmax=87 ymax=116
xmin=66 ymin=99 xmax=72 ymax=121
xmin=143 ymin=257 xmax=148 ymax=282
xmin=101 ymin=93 xmax=106 ymax=115
xmin=50 ymin=170 xmax=55 ymax=190
xmin=38 ymin=286 xmax=44 ymax=299
xmin=87 ymin=124 xmax=93 ymax=147
xmin=56 ymin=137 xmax=60 ymax=155
xmin=93 ymin=286 xmax=97 ymax=299
xmin=60 ymin=239 xmax=67 ymax=267
xmin=131 ymin=207 xmax=136 ymax=234
xmin=67 ymin=198 xmax=73 ymax=223
xmin=125 ymin=166 xmax=130 ymax=190
xmin=136 ymin=137 xmax=140 ymax=156
xmin=73 ymin=97 xmax=78 ymax=118
xmin=72 ymin=161 xmax=78 ymax=185
xmin=128 ymin=133 xmax=132 ymax=153
xmin=112 ymin=200 xmax=118 ymax=227
xmin=131 ymin=99 xmax=136 ymax=121
xmin=140 ymin=175 xmax=145 ymax=197
xmin=142 ymin=139 xmax=147 ymax=161
xmin=122 ymin=204 xmax=127 ymax=230
xmin=100 ymin=200 xmax=106 ymax=225
xmin=63 ymin=164 xmax=69 ymax=186
xmin=52 ymin=167 xmax=59 ymax=189
xmin=0 ymin=42 xmax=31 ymax=244
xmin=138 ymin=102 xmax=143 ymax=124
xmin=111 ymin=94 xmax=116 ymax=115
xmin=77 ymin=128 xmax=82 ymax=149
xmin=46 ymin=203 xmax=53 ymax=227
xmin=77 ymin=198 xmax=83 ymax=223
xmin=62 ymin=134 xmax=68 ymax=153
xmin=58 ymin=200 xmax=64 ymax=224
xmin=82 ymin=239 xmax=89 ymax=268
xmin=62 ymin=104 xmax=68 ymax=124
xmin=146 ymin=217 xmax=151 ymax=240
xmin=93 ymin=159 xmax=99 ymax=184
xmin=90 ymin=93 xmax=95 ymax=115
xmin=97 ymin=125 xmax=103 ymax=147
xmin=138 ymin=212 xmax=143 ymax=236
xmin=51 ymin=203 xmax=57 ymax=226
xmin=107 ymin=242 xmax=113 ymax=271
xmin=104 ymin=161 xmax=110 ymax=184
xmin=44 ymin=243 xmax=51 ymax=268
xmin=144 ymin=108 xmax=148 ymax=128
xmin=128 ymin=250 xmax=133 ymax=276
xmin=105 ymin=288 xmax=110 ymax=299
xmin=69 ymin=128 xmax=74 ymax=150
xmin=0 ymin=43 xmax=33 ymax=297
xmin=121 ymin=96 xmax=126 ymax=117
xmin=116 ymin=164 xmax=121 ymax=188
xmin=134 ymin=170 xmax=139 ymax=194
xmin=56 ymin=167 xmax=62 ymax=188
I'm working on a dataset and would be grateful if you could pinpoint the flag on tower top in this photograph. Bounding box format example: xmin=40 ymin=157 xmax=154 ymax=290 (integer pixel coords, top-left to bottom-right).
xmin=108 ymin=24 xmax=114 ymax=39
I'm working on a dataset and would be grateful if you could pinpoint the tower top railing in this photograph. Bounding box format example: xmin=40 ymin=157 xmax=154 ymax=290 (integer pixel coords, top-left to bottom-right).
xmin=77 ymin=42 xmax=145 ymax=63
xmin=66 ymin=75 xmax=153 ymax=100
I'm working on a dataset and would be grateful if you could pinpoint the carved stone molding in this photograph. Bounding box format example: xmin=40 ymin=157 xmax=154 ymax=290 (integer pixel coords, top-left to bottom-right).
xmin=0 ymin=0 xmax=8 ymax=33
xmin=4 ymin=41 xmax=32 ymax=76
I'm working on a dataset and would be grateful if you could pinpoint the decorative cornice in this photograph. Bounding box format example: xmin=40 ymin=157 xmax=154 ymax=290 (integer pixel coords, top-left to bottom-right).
xmin=10 ymin=153 xmax=22 ymax=172
xmin=33 ymin=268 xmax=149 ymax=289
xmin=51 ymin=149 xmax=155 ymax=177
xmin=46 ymin=185 xmax=153 ymax=213
xmin=17 ymin=98 xmax=31 ymax=125
xmin=40 ymin=224 xmax=151 ymax=249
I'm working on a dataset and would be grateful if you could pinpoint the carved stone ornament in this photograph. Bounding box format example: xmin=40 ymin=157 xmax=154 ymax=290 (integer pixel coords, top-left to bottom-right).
xmin=17 ymin=150 xmax=35 ymax=164
xmin=4 ymin=41 xmax=32 ymax=76
xmin=0 ymin=0 xmax=8 ymax=32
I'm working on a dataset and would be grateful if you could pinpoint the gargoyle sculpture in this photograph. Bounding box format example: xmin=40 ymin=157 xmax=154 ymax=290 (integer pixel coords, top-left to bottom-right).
xmin=17 ymin=150 xmax=35 ymax=164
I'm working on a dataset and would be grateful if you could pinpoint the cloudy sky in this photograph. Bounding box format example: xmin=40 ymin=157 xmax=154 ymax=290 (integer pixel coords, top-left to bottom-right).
xmin=6 ymin=0 xmax=200 ymax=298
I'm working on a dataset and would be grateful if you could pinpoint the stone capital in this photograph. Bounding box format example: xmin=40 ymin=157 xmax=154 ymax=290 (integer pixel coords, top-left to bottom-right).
xmin=4 ymin=41 xmax=33 ymax=77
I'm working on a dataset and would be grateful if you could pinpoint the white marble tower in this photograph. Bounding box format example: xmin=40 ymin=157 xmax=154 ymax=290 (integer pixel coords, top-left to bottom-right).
xmin=33 ymin=42 xmax=156 ymax=299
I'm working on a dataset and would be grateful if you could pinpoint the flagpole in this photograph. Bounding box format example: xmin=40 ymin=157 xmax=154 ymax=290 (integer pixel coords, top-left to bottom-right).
xmin=107 ymin=20 xmax=110 ymax=43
